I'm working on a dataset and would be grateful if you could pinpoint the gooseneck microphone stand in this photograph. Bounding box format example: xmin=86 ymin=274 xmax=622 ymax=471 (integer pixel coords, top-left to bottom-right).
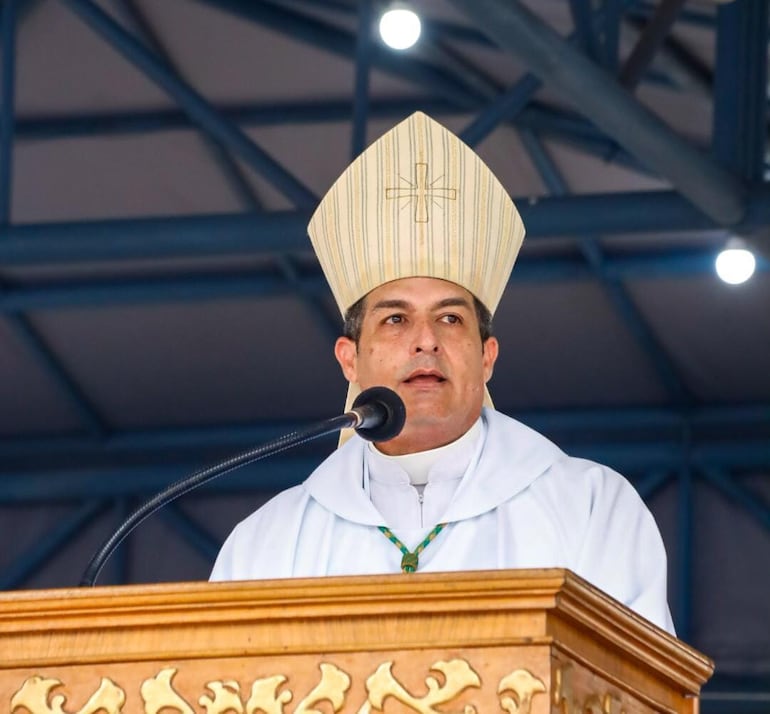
xmin=80 ymin=387 xmax=405 ymax=587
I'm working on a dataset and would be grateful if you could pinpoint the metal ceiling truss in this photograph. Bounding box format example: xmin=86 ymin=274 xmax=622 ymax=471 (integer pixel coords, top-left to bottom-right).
xmin=447 ymin=0 xmax=747 ymax=224
xmin=0 ymin=0 xmax=15 ymax=225
xmin=518 ymin=127 xmax=692 ymax=403
xmin=1 ymin=1 xmax=770 ymax=704
xmin=11 ymin=98 xmax=661 ymax=176
xmin=2 ymin=1 xmax=111 ymax=442
xmin=0 ymin=400 xmax=768 ymax=466
xmin=111 ymin=0 xmax=342 ymax=341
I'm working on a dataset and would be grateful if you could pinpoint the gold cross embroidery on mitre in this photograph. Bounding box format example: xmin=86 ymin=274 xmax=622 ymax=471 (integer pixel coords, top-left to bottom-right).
xmin=385 ymin=163 xmax=458 ymax=223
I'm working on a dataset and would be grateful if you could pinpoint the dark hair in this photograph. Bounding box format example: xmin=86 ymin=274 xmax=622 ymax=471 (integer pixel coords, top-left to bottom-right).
xmin=343 ymin=292 xmax=493 ymax=346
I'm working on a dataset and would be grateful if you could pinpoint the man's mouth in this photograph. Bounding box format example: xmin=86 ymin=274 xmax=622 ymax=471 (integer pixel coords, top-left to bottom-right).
xmin=403 ymin=370 xmax=447 ymax=384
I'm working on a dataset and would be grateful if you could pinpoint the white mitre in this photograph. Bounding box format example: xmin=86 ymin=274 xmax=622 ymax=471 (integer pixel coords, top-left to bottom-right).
xmin=306 ymin=111 xmax=525 ymax=439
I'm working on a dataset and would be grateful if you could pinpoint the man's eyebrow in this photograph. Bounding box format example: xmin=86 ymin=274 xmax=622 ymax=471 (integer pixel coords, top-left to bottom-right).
xmin=434 ymin=297 xmax=472 ymax=310
xmin=370 ymin=299 xmax=411 ymax=311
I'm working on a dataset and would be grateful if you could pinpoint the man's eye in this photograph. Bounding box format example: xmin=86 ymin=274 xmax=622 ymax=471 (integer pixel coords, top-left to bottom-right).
xmin=384 ymin=315 xmax=403 ymax=324
xmin=441 ymin=314 xmax=461 ymax=324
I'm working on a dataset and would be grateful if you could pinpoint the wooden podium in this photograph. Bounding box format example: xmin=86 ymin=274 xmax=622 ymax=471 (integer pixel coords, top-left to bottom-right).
xmin=0 ymin=569 xmax=712 ymax=714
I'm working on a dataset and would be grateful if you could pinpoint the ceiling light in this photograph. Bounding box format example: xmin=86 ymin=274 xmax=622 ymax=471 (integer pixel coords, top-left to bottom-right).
xmin=715 ymin=238 xmax=756 ymax=285
xmin=379 ymin=7 xmax=421 ymax=50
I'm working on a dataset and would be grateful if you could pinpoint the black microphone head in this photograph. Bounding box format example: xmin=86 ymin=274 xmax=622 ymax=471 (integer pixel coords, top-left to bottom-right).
xmin=351 ymin=386 xmax=406 ymax=442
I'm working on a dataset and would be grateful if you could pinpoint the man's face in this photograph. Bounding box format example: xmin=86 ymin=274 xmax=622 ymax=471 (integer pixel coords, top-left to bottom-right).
xmin=334 ymin=277 xmax=498 ymax=455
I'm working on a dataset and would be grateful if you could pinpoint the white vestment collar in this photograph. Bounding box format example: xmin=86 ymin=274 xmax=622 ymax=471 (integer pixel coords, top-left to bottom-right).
xmin=366 ymin=418 xmax=483 ymax=486
xmin=303 ymin=408 xmax=565 ymax=526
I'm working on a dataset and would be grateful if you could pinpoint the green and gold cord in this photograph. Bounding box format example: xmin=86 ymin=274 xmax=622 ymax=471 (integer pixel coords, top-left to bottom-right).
xmin=378 ymin=523 xmax=447 ymax=573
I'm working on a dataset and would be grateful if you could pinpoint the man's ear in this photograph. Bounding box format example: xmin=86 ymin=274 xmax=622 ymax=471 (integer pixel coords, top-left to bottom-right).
xmin=334 ymin=336 xmax=358 ymax=382
xmin=482 ymin=336 xmax=499 ymax=382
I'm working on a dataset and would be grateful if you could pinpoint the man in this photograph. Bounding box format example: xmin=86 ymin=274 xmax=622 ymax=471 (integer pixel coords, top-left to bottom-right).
xmin=211 ymin=112 xmax=675 ymax=635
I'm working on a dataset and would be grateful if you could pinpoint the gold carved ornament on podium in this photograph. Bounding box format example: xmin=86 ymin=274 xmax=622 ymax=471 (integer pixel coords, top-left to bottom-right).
xmin=10 ymin=659 xmax=547 ymax=714
xmin=553 ymin=664 xmax=627 ymax=714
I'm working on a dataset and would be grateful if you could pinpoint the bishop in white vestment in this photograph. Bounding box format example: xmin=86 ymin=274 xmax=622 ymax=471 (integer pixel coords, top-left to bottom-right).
xmin=210 ymin=112 xmax=676 ymax=636
xmin=211 ymin=408 xmax=674 ymax=633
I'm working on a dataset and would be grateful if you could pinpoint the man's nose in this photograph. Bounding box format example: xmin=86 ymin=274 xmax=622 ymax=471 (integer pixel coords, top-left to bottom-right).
xmin=412 ymin=321 xmax=439 ymax=353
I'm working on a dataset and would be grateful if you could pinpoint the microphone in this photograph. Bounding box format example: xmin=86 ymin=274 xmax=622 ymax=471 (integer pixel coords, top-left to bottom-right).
xmin=79 ymin=387 xmax=406 ymax=586
xmin=348 ymin=386 xmax=406 ymax=442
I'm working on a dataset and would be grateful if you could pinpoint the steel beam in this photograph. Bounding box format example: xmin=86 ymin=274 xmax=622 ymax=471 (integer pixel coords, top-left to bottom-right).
xmin=3 ymin=248 xmax=766 ymax=312
xmin=0 ymin=407 xmax=768 ymax=476
xmin=12 ymin=98 xmax=653 ymax=174
xmin=285 ymin=0 xmax=497 ymax=49
xmin=0 ymin=191 xmax=765 ymax=267
xmin=446 ymin=0 xmax=747 ymax=225
xmin=4 ymin=247 xmax=770 ymax=312
xmin=106 ymin=0 xmax=338 ymax=341
xmin=13 ymin=99 xmax=463 ymax=140
xmin=113 ymin=0 xmax=264 ymax=212
xmin=635 ymin=470 xmax=672 ymax=501
xmin=0 ymin=210 xmax=313 ymax=264
xmin=626 ymin=1 xmax=715 ymax=30
xmin=0 ymin=462 xmax=315 ymax=503
xmin=526 ymin=403 xmax=770 ymax=433
xmin=519 ymin=128 xmax=692 ymax=404
xmin=408 ymin=0 xmax=509 ymax=102
xmin=193 ymin=0 xmax=484 ymax=109
xmin=517 ymin=105 xmax=651 ymax=174
xmin=161 ymin=502 xmax=223 ymax=562
xmin=274 ymin=253 xmax=340 ymax=342
xmin=0 ymin=499 xmax=109 ymax=589
xmin=700 ymin=467 xmax=770 ymax=535
xmin=460 ymin=74 xmax=542 ymax=147
xmin=1 ymin=437 xmax=769 ymax=502
xmin=1 ymin=1 xmax=109 ymax=440
xmin=61 ymin=0 xmax=317 ymax=208
xmin=0 ymin=273 xmax=321 ymax=311
xmin=459 ymin=6 xmax=623 ymax=150
xmin=701 ymin=674 xmax=770 ymax=714
xmin=619 ymin=0 xmax=687 ymax=90
xmin=600 ymin=0 xmax=622 ymax=73
xmin=1 ymin=312 xmax=108 ymax=436
xmin=5 ymin=184 xmax=770 ymax=267
xmin=350 ymin=0 xmax=373 ymax=159
xmin=0 ymin=0 xmax=18 ymax=225
xmin=712 ymin=0 xmax=768 ymax=181
xmin=567 ymin=0 xmax=600 ymax=62
xmin=623 ymin=13 xmax=712 ymax=98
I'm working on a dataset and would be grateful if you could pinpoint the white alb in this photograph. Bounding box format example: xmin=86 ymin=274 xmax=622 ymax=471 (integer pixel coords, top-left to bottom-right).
xmin=211 ymin=408 xmax=675 ymax=634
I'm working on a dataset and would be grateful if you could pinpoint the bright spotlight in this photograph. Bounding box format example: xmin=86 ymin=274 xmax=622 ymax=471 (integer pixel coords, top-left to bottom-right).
xmin=715 ymin=238 xmax=756 ymax=285
xmin=379 ymin=7 xmax=421 ymax=50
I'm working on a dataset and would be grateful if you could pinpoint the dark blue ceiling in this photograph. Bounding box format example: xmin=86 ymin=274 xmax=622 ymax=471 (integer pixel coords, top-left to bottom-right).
xmin=0 ymin=1 xmax=768 ymax=707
